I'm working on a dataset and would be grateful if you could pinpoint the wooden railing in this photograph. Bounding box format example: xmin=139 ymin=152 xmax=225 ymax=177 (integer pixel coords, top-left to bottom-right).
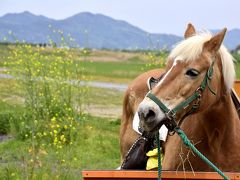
xmin=82 ymin=170 xmax=240 ymax=180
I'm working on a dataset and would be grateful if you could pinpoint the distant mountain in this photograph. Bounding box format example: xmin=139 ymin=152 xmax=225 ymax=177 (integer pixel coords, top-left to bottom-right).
xmin=223 ymin=29 xmax=240 ymax=50
xmin=0 ymin=11 xmax=239 ymax=50
xmin=0 ymin=11 xmax=181 ymax=49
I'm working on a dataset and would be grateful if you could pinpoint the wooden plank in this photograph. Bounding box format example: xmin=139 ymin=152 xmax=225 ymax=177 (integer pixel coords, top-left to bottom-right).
xmin=82 ymin=170 xmax=240 ymax=180
xmin=234 ymin=80 xmax=240 ymax=97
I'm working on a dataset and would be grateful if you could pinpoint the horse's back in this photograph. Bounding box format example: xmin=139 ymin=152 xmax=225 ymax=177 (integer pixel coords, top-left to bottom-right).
xmin=120 ymin=68 xmax=165 ymax=160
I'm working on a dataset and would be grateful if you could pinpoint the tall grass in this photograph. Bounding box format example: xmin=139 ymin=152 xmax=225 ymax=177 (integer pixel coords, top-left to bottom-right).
xmin=1 ymin=32 xmax=92 ymax=178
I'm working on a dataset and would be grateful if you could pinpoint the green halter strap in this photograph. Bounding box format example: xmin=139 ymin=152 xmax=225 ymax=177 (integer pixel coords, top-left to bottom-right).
xmin=146 ymin=61 xmax=215 ymax=131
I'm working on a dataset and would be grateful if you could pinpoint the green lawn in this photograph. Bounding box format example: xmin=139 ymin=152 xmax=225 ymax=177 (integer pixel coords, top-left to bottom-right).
xmin=0 ymin=114 xmax=120 ymax=179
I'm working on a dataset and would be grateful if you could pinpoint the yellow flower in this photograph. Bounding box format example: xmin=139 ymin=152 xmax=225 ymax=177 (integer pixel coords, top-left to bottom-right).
xmin=60 ymin=135 xmax=65 ymax=140
xmin=37 ymin=132 xmax=42 ymax=137
xmin=54 ymin=137 xmax=58 ymax=145
xmin=51 ymin=117 xmax=56 ymax=123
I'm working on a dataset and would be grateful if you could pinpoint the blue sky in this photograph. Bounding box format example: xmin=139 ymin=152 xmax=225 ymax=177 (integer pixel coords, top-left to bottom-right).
xmin=0 ymin=0 xmax=239 ymax=35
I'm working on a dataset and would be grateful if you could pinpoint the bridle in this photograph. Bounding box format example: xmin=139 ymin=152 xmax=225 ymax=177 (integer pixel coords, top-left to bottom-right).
xmin=147 ymin=61 xmax=216 ymax=134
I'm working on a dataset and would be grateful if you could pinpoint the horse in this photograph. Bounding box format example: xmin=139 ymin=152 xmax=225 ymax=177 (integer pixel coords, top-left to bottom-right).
xmin=120 ymin=23 xmax=240 ymax=171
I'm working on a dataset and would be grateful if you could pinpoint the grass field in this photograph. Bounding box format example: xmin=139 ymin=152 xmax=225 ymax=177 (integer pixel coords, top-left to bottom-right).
xmin=0 ymin=115 xmax=120 ymax=179
xmin=0 ymin=43 xmax=240 ymax=179
xmin=0 ymin=44 xmax=163 ymax=179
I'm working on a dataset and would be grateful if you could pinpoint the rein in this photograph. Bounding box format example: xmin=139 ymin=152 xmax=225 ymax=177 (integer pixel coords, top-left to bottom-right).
xmin=147 ymin=62 xmax=229 ymax=180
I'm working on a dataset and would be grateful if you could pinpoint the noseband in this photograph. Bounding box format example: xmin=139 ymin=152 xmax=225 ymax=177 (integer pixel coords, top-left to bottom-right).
xmin=147 ymin=62 xmax=216 ymax=133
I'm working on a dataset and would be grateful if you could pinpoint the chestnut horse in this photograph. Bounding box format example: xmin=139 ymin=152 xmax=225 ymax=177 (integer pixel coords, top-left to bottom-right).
xmin=120 ymin=24 xmax=240 ymax=171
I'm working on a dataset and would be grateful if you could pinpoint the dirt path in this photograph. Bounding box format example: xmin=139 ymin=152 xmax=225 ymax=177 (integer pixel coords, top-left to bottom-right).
xmin=0 ymin=135 xmax=12 ymax=142
xmin=85 ymin=104 xmax=122 ymax=118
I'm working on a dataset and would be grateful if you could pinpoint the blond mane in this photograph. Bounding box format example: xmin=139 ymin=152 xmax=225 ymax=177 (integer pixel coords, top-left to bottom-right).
xmin=169 ymin=32 xmax=235 ymax=89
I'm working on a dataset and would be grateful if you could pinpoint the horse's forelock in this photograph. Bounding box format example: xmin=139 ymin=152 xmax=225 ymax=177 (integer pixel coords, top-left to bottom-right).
xmin=168 ymin=32 xmax=235 ymax=90
xmin=169 ymin=32 xmax=212 ymax=62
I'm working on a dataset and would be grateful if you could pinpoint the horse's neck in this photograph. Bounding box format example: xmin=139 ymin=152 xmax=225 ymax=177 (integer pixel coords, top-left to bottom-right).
xmin=199 ymin=92 xmax=240 ymax=152
xmin=189 ymin=92 xmax=240 ymax=170
xmin=163 ymin=92 xmax=240 ymax=171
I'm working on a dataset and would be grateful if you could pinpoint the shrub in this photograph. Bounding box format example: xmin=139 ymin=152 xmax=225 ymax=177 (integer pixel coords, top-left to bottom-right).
xmin=0 ymin=113 xmax=11 ymax=134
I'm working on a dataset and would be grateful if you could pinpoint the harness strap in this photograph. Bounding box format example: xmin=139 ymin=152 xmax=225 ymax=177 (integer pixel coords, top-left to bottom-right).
xmin=171 ymin=92 xmax=201 ymax=114
xmin=200 ymin=61 xmax=216 ymax=95
xmin=177 ymin=103 xmax=199 ymax=128
xmin=147 ymin=93 xmax=170 ymax=113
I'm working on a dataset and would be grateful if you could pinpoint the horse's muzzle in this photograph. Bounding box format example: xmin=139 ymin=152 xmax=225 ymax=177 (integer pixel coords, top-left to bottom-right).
xmin=138 ymin=103 xmax=166 ymax=133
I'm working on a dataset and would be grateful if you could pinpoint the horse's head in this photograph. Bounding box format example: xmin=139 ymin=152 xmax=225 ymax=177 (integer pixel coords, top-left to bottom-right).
xmin=138 ymin=23 xmax=235 ymax=133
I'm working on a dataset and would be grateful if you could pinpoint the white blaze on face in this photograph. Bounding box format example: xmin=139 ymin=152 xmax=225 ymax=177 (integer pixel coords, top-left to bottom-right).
xmin=156 ymin=56 xmax=182 ymax=88
xmin=138 ymin=56 xmax=182 ymax=125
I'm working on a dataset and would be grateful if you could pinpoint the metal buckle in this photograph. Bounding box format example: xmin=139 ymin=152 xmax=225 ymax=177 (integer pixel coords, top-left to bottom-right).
xmin=166 ymin=119 xmax=177 ymax=136
xmin=166 ymin=110 xmax=176 ymax=120
xmin=165 ymin=110 xmax=177 ymax=134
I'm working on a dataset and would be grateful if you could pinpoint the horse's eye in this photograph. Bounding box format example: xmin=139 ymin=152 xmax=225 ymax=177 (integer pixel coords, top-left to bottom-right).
xmin=185 ymin=69 xmax=200 ymax=77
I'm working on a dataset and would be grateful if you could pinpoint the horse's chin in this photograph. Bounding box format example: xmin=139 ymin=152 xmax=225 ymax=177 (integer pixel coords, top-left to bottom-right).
xmin=139 ymin=119 xmax=165 ymax=134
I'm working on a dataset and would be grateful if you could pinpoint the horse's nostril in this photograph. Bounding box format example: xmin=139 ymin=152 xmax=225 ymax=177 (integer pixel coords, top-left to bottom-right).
xmin=138 ymin=111 xmax=145 ymax=119
xmin=145 ymin=109 xmax=155 ymax=120
xmin=138 ymin=106 xmax=156 ymax=122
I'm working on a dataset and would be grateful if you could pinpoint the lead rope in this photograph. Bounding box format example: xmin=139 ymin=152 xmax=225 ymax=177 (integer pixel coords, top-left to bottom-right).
xmin=156 ymin=128 xmax=229 ymax=180
xmin=156 ymin=132 xmax=161 ymax=180
xmin=175 ymin=127 xmax=229 ymax=180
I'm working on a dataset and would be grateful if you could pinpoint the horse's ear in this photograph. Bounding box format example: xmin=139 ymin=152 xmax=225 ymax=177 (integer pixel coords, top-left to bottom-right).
xmin=184 ymin=23 xmax=196 ymax=38
xmin=203 ymin=28 xmax=227 ymax=52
